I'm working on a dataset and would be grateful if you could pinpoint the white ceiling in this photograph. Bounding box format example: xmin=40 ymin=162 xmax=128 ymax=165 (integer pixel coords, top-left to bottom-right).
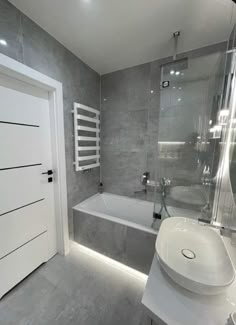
xmin=9 ymin=0 xmax=236 ymax=75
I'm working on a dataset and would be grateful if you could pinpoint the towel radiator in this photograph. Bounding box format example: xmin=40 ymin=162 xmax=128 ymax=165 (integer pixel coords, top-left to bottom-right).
xmin=73 ymin=102 xmax=100 ymax=171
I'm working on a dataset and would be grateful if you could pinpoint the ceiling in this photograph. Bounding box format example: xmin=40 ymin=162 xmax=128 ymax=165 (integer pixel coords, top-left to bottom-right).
xmin=9 ymin=0 xmax=236 ymax=75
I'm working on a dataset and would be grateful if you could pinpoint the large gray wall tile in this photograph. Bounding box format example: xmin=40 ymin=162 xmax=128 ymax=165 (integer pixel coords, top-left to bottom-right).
xmin=73 ymin=209 xmax=156 ymax=273
xmin=74 ymin=210 xmax=126 ymax=263
xmin=125 ymin=227 xmax=156 ymax=274
xmin=0 ymin=0 xmax=23 ymax=62
xmin=101 ymin=63 xmax=150 ymax=112
xmin=101 ymin=63 xmax=151 ymax=197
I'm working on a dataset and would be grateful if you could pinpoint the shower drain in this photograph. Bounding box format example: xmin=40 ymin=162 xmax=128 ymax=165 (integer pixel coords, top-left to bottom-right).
xmin=181 ymin=249 xmax=196 ymax=260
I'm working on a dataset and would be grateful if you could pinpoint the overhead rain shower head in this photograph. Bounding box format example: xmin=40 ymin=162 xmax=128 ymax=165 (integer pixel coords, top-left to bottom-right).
xmin=161 ymin=58 xmax=188 ymax=74
xmin=160 ymin=31 xmax=188 ymax=73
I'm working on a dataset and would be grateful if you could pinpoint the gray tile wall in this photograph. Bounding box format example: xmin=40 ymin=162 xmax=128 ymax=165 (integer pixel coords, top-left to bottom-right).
xmin=101 ymin=42 xmax=227 ymax=201
xmin=101 ymin=63 xmax=150 ymax=196
xmin=73 ymin=209 xmax=157 ymax=274
xmin=0 ymin=0 xmax=101 ymax=237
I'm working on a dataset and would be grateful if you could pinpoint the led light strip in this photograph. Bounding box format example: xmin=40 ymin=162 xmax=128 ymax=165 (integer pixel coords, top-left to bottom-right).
xmin=72 ymin=242 xmax=148 ymax=282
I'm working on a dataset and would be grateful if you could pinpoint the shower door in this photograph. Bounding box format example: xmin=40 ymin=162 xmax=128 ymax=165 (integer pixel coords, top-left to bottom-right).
xmin=155 ymin=51 xmax=226 ymax=217
xmin=213 ymin=26 xmax=236 ymax=229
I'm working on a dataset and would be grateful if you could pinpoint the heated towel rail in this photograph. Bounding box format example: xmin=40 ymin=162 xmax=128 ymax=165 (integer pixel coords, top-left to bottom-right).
xmin=73 ymin=102 xmax=100 ymax=171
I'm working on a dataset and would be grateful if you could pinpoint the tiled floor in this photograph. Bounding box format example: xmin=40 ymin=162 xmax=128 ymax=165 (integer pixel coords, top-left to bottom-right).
xmin=0 ymin=242 xmax=153 ymax=325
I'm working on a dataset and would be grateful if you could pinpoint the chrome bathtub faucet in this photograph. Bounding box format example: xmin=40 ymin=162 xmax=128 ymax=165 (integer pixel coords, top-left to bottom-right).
xmin=134 ymin=172 xmax=150 ymax=195
xmin=142 ymin=172 xmax=150 ymax=185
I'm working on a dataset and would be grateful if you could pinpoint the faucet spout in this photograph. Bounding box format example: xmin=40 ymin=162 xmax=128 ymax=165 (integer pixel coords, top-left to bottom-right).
xmin=142 ymin=172 xmax=150 ymax=186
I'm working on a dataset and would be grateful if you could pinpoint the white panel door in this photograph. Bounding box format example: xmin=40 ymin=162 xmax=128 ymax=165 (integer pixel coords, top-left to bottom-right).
xmin=0 ymin=74 xmax=57 ymax=298
xmin=0 ymin=123 xmax=41 ymax=168
xmin=0 ymin=200 xmax=47 ymax=258
xmin=0 ymin=166 xmax=43 ymax=215
xmin=0 ymin=232 xmax=48 ymax=298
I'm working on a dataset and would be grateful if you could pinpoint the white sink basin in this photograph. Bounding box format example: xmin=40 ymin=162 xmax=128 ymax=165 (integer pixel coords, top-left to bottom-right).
xmin=156 ymin=217 xmax=235 ymax=295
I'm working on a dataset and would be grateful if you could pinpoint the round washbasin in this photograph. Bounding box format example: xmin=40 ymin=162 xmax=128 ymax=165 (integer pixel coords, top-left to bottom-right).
xmin=156 ymin=217 xmax=235 ymax=295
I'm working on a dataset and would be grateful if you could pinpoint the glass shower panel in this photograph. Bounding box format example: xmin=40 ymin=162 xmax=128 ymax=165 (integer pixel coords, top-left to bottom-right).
xmin=203 ymin=52 xmax=227 ymax=217
xmin=213 ymin=26 xmax=236 ymax=229
xmin=156 ymin=52 xmax=225 ymax=217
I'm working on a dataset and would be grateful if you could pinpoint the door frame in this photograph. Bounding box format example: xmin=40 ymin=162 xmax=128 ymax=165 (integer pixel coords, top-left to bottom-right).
xmin=0 ymin=53 xmax=69 ymax=256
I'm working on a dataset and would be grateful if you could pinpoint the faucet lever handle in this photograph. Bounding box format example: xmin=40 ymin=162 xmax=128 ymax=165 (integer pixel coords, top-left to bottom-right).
xmin=142 ymin=172 xmax=150 ymax=185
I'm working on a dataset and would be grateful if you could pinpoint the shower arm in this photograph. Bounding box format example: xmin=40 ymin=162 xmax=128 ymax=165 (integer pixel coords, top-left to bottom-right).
xmin=173 ymin=31 xmax=180 ymax=61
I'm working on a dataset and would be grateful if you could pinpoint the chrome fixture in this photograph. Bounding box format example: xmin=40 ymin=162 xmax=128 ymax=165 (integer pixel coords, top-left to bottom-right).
xmin=173 ymin=31 xmax=180 ymax=61
xmin=134 ymin=172 xmax=150 ymax=195
xmin=141 ymin=172 xmax=150 ymax=185
xmin=153 ymin=177 xmax=172 ymax=219
xmin=201 ymin=165 xmax=215 ymax=186
xmin=160 ymin=177 xmax=171 ymax=191
xmin=198 ymin=218 xmax=236 ymax=234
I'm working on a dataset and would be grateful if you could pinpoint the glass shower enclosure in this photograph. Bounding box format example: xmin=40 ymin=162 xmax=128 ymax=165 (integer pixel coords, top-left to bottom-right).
xmin=154 ymin=26 xmax=236 ymax=232
xmin=153 ymin=50 xmax=227 ymax=222
xmin=212 ymin=26 xmax=236 ymax=230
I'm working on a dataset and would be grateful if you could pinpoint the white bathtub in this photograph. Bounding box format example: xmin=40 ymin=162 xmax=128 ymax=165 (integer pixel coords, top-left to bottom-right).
xmin=73 ymin=192 xmax=200 ymax=234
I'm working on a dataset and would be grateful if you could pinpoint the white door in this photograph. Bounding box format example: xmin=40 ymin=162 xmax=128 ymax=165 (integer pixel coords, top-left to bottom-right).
xmin=0 ymin=74 xmax=57 ymax=298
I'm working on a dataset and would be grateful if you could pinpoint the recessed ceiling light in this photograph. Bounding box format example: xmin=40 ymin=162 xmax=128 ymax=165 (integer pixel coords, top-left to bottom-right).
xmin=0 ymin=39 xmax=7 ymax=46
xmin=181 ymin=73 xmax=184 ymax=76
xmin=178 ymin=98 xmax=181 ymax=102
xmin=170 ymin=70 xmax=175 ymax=75
xmin=178 ymin=87 xmax=182 ymax=90
xmin=173 ymin=86 xmax=176 ymax=89
xmin=150 ymin=90 xmax=154 ymax=94
xmin=175 ymin=71 xmax=180 ymax=76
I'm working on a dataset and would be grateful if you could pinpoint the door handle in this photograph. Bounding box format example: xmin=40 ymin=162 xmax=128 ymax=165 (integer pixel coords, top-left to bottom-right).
xmin=42 ymin=170 xmax=53 ymax=175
